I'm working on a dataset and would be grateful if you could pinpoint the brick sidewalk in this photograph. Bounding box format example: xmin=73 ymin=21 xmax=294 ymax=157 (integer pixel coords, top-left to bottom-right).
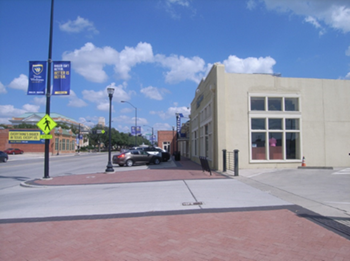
xmin=3 ymin=158 xmax=350 ymax=260
xmin=25 ymin=157 xmax=225 ymax=186
xmin=1 ymin=208 xmax=350 ymax=261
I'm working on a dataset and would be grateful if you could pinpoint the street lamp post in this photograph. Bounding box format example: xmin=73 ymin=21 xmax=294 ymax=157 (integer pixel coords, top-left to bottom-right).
xmin=143 ymin=125 xmax=154 ymax=146
xmin=105 ymin=87 xmax=115 ymax=172
xmin=121 ymin=101 xmax=137 ymax=146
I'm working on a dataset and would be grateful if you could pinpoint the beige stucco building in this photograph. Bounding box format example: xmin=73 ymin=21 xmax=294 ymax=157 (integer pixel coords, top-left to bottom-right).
xmin=190 ymin=64 xmax=350 ymax=171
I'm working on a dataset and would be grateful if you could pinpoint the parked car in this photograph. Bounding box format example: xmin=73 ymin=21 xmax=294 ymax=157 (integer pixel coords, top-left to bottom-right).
xmin=0 ymin=151 xmax=8 ymax=163
xmin=113 ymin=149 xmax=162 ymax=167
xmin=4 ymin=148 xmax=24 ymax=155
xmin=155 ymin=147 xmax=170 ymax=162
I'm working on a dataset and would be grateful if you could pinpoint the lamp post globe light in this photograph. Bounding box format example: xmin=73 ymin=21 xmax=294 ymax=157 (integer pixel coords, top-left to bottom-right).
xmin=105 ymin=87 xmax=115 ymax=173
xmin=121 ymin=100 xmax=137 ymax=146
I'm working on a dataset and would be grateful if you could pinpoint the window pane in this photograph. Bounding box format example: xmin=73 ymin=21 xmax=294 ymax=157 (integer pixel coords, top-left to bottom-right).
xmin=285 ymin=98 xmax=299 ymax=111
xmin=268 ymin=119 xmax=282 ymax=130
xmin=268 ymin=97 xmax=282 ymax=111
xmin=251 ymin=132 xmax=266 ymax=160
xmin=251 ymin=97 xmax=265 ymax=111
xmin=285 ymin=119 xmax=300 ymax=130
xmin=269 ymin=133 xmax=283 ymax=160
xmin=252 ymin=118 xmax=265 ymax=130
xmin=286 ymin=133 xmax=300 ymax=159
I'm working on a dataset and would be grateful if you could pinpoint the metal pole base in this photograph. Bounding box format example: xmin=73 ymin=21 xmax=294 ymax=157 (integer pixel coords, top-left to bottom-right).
xmin=105 ymin=162 xmax=114 ymax=172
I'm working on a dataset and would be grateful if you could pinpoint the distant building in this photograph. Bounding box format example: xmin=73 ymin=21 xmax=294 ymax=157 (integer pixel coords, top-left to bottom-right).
xmin=98 ymin=117 xmax=105 ymax=127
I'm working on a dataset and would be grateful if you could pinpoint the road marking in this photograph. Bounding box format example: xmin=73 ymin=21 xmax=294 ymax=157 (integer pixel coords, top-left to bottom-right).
xmin=332 ymin=168 xmax=350 ymax=175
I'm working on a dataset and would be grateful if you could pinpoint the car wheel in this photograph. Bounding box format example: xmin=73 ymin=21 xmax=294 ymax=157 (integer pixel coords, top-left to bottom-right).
xmin=3 ymin=158 xmax=7 ymax=163
xmin=12 ymin=152 xmax=15 ymax=155
xmin=125 ymin=159 xmax=133 ymax=167
xmin=153 ymin=158 xmax=161 ymax=165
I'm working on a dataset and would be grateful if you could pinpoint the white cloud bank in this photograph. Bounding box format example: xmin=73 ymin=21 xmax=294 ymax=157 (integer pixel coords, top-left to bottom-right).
xmin=223 ymin=55 xmax=276 ymax=74
xmin=8 ymin=74 xmax=28 ymax=91
xmin=59 ymin=16 xmax=99 ymax=34
xmin=249 ymin=0 xmax=350 ymax=34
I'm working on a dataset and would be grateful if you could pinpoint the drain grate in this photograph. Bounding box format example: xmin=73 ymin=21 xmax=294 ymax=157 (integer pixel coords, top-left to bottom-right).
xmin=182 ymin=202 xmax=203 ymax=206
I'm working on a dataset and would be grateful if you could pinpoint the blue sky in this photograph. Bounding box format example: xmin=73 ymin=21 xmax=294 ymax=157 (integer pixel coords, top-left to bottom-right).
xmin=1 ymin=0 xmax=349 ymax=138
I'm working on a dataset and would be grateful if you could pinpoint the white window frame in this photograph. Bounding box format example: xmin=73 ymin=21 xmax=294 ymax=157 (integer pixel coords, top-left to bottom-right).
xmin=248 ymin=94 xmax=302 ymax=163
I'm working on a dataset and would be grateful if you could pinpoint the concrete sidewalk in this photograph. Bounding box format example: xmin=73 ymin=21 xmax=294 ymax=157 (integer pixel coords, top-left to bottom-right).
xmin=1 ymin=158 xmax=350 ymax=260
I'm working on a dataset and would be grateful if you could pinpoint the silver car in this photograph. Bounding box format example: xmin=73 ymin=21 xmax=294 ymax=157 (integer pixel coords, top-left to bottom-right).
xmin=113 ymin=149 xmax=162 ymax=167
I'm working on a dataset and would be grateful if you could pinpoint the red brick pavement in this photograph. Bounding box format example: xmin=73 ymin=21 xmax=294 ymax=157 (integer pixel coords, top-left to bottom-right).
xmin=3 ymin=158 xmax=349 ymax=260
xmin=1 ymin=209 xmax=350 ymax=261
xmin=28 ymin=157 xmax=225 ymax=186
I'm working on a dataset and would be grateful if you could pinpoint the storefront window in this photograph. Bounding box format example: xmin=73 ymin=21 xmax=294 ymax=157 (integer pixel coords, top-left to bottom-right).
xmin=62 ymin=139 xmax=65 ymax=150
xmin=268 ymin=97 xmax=282 ymax=111
xmin=251 ymin=132 xmax=266 ymax=160
xmin=251 ymin=118 xmax=265 ymax=130
xmin=250 ymin=95 xmax=301 ymax=161
xmin=251 ymin=97 xmax=265 ymax=111
xmin=286 ymin=119 xmax=299 ymax=130
xmin=268 ymin=119 xmax=282 ymax=130
xmin=269 ymin=133 xmax=283 ymax=160
xmin=285 ymin=98 xmax=299 ymax=111
xmin=286 ymin=133 xmax=300 ymax=159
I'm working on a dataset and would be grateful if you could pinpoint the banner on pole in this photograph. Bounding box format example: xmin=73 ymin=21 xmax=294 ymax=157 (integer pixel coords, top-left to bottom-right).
xmin=27 ymin=61 xmax=47 ymax=95
xmin=52 ymin=61 xmax=71 ymax=95
xmin=131 ymin=126 xmax=141 ymax=136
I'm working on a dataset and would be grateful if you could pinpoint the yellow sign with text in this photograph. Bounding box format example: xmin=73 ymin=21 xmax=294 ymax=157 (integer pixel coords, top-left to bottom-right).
xmin=37 ymin=114 xmax=57 ymax=134
xmin=9 ymin=131 xmax=41 ymax=141
xmin=40 ymin=134 xmax=53 ymax=139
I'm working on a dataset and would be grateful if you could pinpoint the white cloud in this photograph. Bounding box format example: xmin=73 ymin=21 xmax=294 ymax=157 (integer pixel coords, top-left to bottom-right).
xmin=59 ymin=16 xmax=99 ymax=34
xmin=32 ymin=97 xmax=46 ymax=105
xmin=82 ymin=82 xmax=131 ymax=111
xmin=141 ymin=86 xmax=170 ymax=100
xmin=22 ymin=104 xmax=40 ymax=112
xmin=114 ymin=42 xmax=154 ymax=80
xmin=223 ymin=55 xmax=276 ymax=74
xmin=62 ymin=42 xmax=118 ymax=83
xmin=0 ymin=105 xmax=26 ymax=117
xmin=66 ymin=90 xmax=88 ymax=108
xmin=345 ymin=72 xmax=350 ymax=79
xmin=153 ymin=122 xmax=172 ymax=131
xmin=259 ymin=0 xmax=350 ymax=33
xmin=304 ymin=16 xmax=326 ymax=35
xmin=247 ymin=0 xmax=257 ymax=10
xmin=8 ymin=74 xmax=28 ymax=91
xmin=162 ymin=0 xmax=192 ymax=19
xmin=0 ymin=82 xmax=6 ymax=94
xmin=155 ymin=54 xmax=206 ymax=84
xmin=62 ymin=42 xmax=153 ymax=83
xmin=150 ymin=105 xmax=190 ymax=120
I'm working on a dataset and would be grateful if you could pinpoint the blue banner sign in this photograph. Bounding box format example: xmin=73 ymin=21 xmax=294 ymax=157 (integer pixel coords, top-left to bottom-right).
xmin=27 ymin=61 xmax=47 ymax=95
xmin=52 ymin=61 xmax=71 ymax=95
xmin=131 ymin=126 xmax=141 ymax=136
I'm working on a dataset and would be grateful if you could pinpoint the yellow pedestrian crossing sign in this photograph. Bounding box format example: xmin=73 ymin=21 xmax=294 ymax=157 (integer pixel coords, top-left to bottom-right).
xmin=37 ymin=114 xmax=57 ymax=135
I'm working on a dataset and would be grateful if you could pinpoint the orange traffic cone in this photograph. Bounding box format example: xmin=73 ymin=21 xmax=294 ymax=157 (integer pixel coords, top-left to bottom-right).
xmin=301 ymin=156 xmax=306 ymax=167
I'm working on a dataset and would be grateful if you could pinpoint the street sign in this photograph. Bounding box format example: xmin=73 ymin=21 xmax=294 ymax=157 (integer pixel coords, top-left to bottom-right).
xmin=37 ymin=114 xmax=57 ymax=134
xmin=97 ymin=130 xmax=105 ymax=134
xmin=40 ymin=134 xmax=53 ymax=139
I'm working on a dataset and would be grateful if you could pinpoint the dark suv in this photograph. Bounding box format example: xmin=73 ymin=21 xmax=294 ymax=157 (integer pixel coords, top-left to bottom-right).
xmin=113 ymin=149 xmax=161 ymax=167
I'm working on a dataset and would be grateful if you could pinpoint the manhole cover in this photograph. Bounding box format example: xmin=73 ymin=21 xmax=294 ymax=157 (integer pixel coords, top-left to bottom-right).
xmin=182 ymin=202 xmax=203 ymax=206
